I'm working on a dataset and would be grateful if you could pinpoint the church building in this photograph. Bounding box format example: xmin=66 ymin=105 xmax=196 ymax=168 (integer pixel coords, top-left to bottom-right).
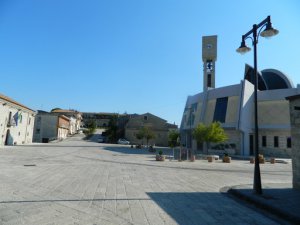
xmin=180 ymin=35 xmax=300 ymax=157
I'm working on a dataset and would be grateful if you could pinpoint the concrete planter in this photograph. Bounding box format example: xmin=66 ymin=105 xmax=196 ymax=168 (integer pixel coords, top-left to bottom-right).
xmin=223 ymin=156 xmax=231 ymax=163
xmin=259 ymin=154 xmax=265 ymax=164
xmin=250 ymin=155 xmax=265 ymax=164
xmin=270 ymin=157 xmax=276 ymax=164
xmin=207 ymin=156 xmax=215 ymax=162
xmin=156 ymin=155 xmax=165 ymax=161
xmin=190 ymin=155 xmax=196 ymax=162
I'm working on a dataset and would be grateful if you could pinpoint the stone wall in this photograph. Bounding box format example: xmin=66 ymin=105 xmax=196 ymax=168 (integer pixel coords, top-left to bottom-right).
xmin=287 ymin=95 xmax=300 ymax=190
xmin=259 ymin=130 xmax=292 ymax=158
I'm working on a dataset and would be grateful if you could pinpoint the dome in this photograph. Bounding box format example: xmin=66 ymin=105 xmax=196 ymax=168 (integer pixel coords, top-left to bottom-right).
xmin=261 ymin=69 xmax=294 ymax=89
xmin=244 ymin=64 xmax=294 ymax=90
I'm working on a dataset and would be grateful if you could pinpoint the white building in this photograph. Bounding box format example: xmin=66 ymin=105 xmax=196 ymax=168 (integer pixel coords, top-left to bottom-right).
xmin=50 ymin=109 xmax=82 ymax=134
xmin=33 ymin=110 xmax=70 ymax=143
xmin=0 ymin=93 xmax=36 ymax=146
xmin=181 ymin=36 xmax=300 ymax=157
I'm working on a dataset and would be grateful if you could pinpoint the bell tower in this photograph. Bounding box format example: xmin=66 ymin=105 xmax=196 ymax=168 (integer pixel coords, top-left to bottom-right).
xmin=202 ymin=35 xmax=217 ymax=91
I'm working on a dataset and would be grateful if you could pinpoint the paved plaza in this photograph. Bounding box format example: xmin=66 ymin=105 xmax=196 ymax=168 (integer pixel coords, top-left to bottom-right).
xmin=0 ymin=134 xmax=293 ymax=225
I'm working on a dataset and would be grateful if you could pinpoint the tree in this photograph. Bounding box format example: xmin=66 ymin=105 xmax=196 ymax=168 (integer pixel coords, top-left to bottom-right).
xmin=206 ymin=122 xmax=227 ymax=144
xmin=135 ymin=128 xmax=145 ymax=145
xmin=106 ymin=115 xmax=118 ymax=143
xmin=168 ymin=130 xmax=180 ymax=148
xmin=193 ymin=122 xmax=227 ymax=154
xmin=83 ymin=120 xmax=96 ymax=138
xmin=168 ymin=130 xmax=180 ymax=158
xmin=143 ymin=126 xmax=155 ymax=147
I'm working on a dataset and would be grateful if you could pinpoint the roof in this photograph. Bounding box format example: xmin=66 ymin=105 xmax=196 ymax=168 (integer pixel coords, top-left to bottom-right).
xmin=59 ymin=115 xmax=70 ymax=121
xmin=244 ymin=64 xmax=294 ymax=91
xmin=51 ymin=109 xmax=80 ymax=113
xmin=0 ymin=93 xmax=35 ymax=113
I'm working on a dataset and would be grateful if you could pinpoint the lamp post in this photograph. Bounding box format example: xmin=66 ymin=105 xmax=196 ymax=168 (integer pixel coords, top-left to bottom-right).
xmin=236 ymin=16 xmax=279 ymax=195
xmin=185 ymin=107 xmax=193 ymax=160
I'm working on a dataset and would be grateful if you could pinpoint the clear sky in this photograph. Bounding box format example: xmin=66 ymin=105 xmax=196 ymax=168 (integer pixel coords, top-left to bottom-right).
xmin=0 ymin=0 xmax=299 ymax=125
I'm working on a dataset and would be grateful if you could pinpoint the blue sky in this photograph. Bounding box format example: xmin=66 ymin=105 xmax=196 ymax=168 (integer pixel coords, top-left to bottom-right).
xmin=0 ymin=0 xmax=299 ymax=125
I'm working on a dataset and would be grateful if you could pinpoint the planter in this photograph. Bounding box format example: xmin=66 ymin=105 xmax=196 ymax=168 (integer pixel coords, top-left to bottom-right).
xmin=270 ymin=157 xmax=276 ymax=164
xmin=259 ymin=154 xmax=265 ymax=164
xmin=190 ymin=155 xmax=196 ymax=162
xmin=207 ymin=155 xmax=215 ymax=163
xmin=156 ymin=155 xmax=165 ymax=161
xmin=250 ymin=157 xmax=255 ymax=164
xmin=223 ymin=156 xmax=231 ymax=163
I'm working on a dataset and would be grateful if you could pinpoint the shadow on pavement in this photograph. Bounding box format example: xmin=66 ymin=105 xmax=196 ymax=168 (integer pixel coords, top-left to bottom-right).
xmin=147 ymin=192 xmax=279 ymax=225
xmin=227 ymin=185 xmax=300 ymax=225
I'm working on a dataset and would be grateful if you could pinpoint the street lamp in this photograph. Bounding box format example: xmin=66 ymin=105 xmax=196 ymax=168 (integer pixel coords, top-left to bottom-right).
xmin=185 ymin=107 xmax=193 ymax=160
xmin=236 ymin=16 xmax=279 ymax=195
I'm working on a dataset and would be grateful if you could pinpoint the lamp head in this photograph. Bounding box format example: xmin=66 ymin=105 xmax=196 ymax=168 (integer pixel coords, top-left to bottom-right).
xmin=236 ymin=40 xmax=251 ymax=54
xmin=260 ymin=22 xmax=279 ymax=38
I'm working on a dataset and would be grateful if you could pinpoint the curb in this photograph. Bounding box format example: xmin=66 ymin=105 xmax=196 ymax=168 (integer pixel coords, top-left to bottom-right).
xmin=227 ymin=187 xmax=300 ymax=225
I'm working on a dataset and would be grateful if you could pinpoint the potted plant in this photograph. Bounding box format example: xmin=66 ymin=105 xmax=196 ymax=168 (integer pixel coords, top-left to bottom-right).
xmin=156 ymin=150 xmax=165 ymax=161
xmin=207 ymin=155 xmax=215 ymax=162
xmin=222 ymin=153 xmax=231 ymax=163
xmin=259 ymin=154 xmax=265 ymax=164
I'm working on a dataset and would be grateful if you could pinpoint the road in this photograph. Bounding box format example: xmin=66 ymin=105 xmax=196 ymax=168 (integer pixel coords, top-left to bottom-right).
xmin=0 ymin=134 xmax=292 ymax=225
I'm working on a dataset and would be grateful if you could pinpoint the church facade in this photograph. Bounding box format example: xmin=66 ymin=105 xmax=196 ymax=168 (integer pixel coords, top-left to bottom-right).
xmin=181 ymin=35 xmax=300 ymax=157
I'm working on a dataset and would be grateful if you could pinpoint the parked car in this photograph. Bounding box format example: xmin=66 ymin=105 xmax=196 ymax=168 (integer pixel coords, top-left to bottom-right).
xmin=117 ymin=138 xmax=130 ymax=145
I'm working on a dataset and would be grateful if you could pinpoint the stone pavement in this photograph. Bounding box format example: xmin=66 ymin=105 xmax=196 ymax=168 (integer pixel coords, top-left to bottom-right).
xmin=228 ymin=183 xmax=300 ymax=225
xmin=0 ymin=134 xmax=294 ymax=224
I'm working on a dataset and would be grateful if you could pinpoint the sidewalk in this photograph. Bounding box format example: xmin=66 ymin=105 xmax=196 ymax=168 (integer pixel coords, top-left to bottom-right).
xmin=228 ymin=183 xmax=300 ymax=225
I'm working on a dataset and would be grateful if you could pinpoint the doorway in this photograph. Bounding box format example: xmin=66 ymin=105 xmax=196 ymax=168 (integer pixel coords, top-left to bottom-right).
xmin=249 ymin=134 xmax=254 ymax=155
xmin=5 ymin=129 xmax=10 ymax=145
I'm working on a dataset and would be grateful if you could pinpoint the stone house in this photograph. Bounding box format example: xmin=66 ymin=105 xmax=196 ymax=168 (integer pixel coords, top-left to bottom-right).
xmin=0 ymin=93 xmax=36 ymax=146
xmin=125 ymin=113 xmax=178 ymax=147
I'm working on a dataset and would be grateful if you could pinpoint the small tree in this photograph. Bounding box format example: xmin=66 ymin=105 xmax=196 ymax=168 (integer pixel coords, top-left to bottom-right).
xmin=106 ymin=115 xmax=118 ymax=143
xmin=206 ymin=122 xmax=227 ymax=145
xmin=83 ymin=120 xmax=96 ymax=138
xmin=168 ymin=130 xmax=180 ymax=158
xmin=193 ymin=122 xmax=227 ymax=154
xmin=143 ymin=126 xmax=155 ymax=147
xmin=135 ymin=128 xmax=145 ymax=146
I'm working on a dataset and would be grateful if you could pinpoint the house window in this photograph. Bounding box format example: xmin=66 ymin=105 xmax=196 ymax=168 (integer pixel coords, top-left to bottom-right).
xmin=36 ymin=128 xmax=40 ymax=134
xmin=274 ymin=136 xmax=279 ymax=148
xmin=262 ymin=136 xmax=266 ymax=147
xmin=287 ymin=137 xmax=292 ymax=148
xmin=213 ymin=97 xmax=228 ymax=123
xmin=18 ymin=113 xmax=22 ymax=124
xmin=144 ymin=116 xmax=148 ymax=121
xmin=8 ymin=112 xmax=12 ymax=126
xmin=28 ymin=117 xmax=31 ymax=125
xmin=187 ymin=114 xmax=195 ymax=126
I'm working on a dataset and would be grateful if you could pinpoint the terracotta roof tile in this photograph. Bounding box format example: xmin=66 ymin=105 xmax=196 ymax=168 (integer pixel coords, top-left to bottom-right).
xmin=0 ymin=93 xmax=35 ymax=112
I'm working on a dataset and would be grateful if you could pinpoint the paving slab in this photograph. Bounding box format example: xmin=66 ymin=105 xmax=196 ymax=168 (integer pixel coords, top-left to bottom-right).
xmin=0 ymin=134 xmax=294 ymax=224
xmin=228 ymin=183 xmax=300 ymax=225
